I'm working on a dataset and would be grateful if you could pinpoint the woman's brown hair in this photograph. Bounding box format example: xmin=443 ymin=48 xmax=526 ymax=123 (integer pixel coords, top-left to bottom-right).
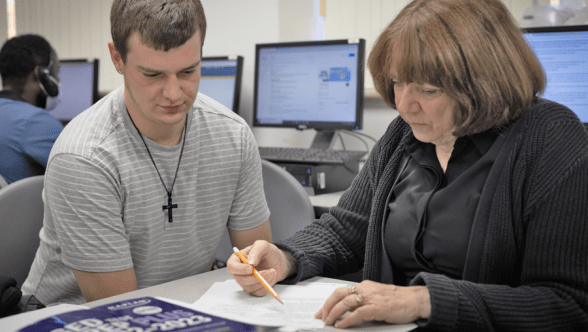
xmin=368 ymin=0 xmax=546 ymax=137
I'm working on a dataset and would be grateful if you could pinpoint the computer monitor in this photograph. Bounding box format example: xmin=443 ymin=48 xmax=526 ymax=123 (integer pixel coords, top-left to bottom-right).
xmin=253 ymin=39 xmax=365 ymax=149
xmin=50 ymin=59 xmax=99 ymax=125
xmin=522 ymin=25 xmax=588 ymax=124
xmin=199 ymin=56 xmax=243 ymax=114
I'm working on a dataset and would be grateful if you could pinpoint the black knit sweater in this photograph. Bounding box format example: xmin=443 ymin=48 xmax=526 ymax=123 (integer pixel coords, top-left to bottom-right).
xmin=276 ymin=99 xmax=588 ymax=331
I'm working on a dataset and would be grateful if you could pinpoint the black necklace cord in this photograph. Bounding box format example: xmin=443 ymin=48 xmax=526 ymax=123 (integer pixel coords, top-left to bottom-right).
xmin=126 ymin=108 xmax=188 ymax=198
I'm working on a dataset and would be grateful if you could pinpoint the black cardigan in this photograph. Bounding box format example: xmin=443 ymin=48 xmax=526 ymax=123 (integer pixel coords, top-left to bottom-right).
xmin=276 ymin=98 xmax=588 ymax=331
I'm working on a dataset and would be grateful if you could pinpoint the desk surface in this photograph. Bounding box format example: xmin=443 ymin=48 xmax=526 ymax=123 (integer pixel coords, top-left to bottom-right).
xmin=86 ymin=268 xmax=231 ymax=308
xmin=308 ymin=191 xmax=344 ymax=217
xmin=1 ymin=269 xmax=415 ymax=331
xmin=85 ymin=268 xmax=413 ymax=331
xmin=308 ymin=191 xmax=344 ymax=208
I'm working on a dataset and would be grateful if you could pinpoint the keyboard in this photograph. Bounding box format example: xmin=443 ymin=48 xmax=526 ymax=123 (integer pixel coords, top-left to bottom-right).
xmin=258 ymin=147 xmax=366 ymax=164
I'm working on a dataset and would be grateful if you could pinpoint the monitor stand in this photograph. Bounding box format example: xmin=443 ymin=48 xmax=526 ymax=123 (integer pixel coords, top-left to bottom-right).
xmin=310 ymin=130 xmax=337 ymax=149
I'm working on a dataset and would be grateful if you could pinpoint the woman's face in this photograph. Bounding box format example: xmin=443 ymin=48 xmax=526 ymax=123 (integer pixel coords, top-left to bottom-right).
xmin=390 ymin=56 xmax=458 ymax=148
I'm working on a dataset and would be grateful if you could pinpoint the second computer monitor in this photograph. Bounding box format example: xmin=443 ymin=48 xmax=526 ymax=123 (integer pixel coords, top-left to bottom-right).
xmin=253 ymin=39 xmax=365 ymax=147
xmin=522 ymin=25 xmax=588 ymax=124
xmin=199 ymin=56 xmax=243 ymax=114
xmin=51 ymin=59 xmax=99 ymax=124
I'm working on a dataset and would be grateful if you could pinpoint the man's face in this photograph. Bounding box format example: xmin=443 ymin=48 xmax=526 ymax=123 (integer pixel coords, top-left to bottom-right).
xmin=120 ymin=32 xmax=201 ymax=131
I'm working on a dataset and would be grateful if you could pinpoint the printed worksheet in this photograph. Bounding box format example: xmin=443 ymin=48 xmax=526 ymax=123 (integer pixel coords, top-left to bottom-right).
xmin=192 ymin=280 xmax=337 ymax=329
xmin=191 ymin=279 xmax=417 ymax=331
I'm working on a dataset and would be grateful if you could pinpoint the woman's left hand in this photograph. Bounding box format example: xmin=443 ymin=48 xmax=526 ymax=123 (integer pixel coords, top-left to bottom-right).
xmin=314 ymin=280 xmax=431 ymax=328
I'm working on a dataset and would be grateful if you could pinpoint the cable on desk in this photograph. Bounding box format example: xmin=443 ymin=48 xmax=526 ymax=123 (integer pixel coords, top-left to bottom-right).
xmin=340 ymin=130 xmax=370 ymax=156
xmin=344 ymin=130 xmax=378 ymax=144
xmin=337 ymin=131 xmax=347 ymax=151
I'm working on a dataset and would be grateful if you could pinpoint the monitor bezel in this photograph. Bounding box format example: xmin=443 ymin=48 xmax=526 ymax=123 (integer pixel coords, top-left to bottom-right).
xmin=200 ymin=55 xmax=244 ymax=114
xmin=252 ymin=39 xmax=365 ymax=131
xmin=521 ymin=24 xmax=588 ymax=126
xmin=522 ymin=24 xmax=588 ymax=34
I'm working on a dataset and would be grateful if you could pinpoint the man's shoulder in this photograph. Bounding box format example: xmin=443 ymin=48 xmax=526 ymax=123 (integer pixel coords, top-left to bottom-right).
xmin=0 ymin=96 xmax=63 ymax=135
xmin=50 ymin=87 xmax=125 ymax=160
xmin=0 ymin=96 xmax=53 ymax=119
xmin=193 ymin=93 xmax=248 ymax=128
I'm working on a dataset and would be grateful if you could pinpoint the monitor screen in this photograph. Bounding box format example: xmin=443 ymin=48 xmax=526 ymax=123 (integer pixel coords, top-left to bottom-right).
xmin=253 ymin=39 xmax=365 ymax=132
xmin=522 ymin=25 xmax=588 ymax=123
xmin=199 ymin=56 xmax=243 ymax=113
xmin=50 ymin=59 xmax=99 ymax=123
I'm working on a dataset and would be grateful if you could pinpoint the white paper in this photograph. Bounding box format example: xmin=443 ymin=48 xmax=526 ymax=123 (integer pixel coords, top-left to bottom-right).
xmin=191 ymin=279 xmax=417 ymax=331
xmin=191 ymin=279 xmax=338 ymax=330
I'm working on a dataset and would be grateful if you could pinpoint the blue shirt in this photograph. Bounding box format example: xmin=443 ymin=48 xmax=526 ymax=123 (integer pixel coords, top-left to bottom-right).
xmin=0 ymin=90 xmax=63 ymax=184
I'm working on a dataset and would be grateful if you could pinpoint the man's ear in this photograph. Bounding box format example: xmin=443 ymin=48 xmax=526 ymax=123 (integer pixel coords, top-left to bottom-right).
xmin=32 ymin=65 xmax=41 ymax=81
xmin=108 ymin=42 xmax=123 ymax=74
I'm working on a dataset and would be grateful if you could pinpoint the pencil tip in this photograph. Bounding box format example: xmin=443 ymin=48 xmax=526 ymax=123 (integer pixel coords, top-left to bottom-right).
xmin=276 ymin=296 xmax=284 ymax=304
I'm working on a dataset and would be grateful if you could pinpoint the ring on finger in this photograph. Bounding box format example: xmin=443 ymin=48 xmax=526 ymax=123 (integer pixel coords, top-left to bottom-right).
xmin=348 ymin=286 xmax=357 ymax=295
xmin=356 ymin=294 xmax=364 ymax=305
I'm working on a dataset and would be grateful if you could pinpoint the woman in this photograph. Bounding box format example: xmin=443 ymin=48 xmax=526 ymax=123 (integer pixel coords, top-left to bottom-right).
xmin=228 ymin=0 xmax=588 ymax=330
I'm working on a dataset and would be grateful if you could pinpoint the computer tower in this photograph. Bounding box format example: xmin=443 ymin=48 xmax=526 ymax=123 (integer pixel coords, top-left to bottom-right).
xmin=275 ymin=161 xmax=360 ymax=196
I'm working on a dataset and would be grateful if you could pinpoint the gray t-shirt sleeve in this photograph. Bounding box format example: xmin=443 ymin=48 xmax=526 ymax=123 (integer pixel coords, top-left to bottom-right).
xmin=227 ymin=124 xmax=270 ymax=230
xmin=45 ymin=153 xmax=133 ymax=273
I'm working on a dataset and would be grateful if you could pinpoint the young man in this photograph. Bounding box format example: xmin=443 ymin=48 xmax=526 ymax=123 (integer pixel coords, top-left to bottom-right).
xmin=0 ymin=34 xmax=63 ymax=184
xmin=22 ymin=0 xmax=272 ymax=305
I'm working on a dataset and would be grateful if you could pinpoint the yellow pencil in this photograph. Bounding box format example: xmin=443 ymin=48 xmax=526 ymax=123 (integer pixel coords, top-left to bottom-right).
xmin=233 ymin=247 xmax=283 ymax=304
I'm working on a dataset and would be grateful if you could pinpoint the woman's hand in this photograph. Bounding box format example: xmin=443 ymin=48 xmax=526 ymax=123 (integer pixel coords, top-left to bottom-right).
xmin=227 ymin=240 xmax=297 ymax=297
xmin=314 ymin=280 xmax=431 ymax=328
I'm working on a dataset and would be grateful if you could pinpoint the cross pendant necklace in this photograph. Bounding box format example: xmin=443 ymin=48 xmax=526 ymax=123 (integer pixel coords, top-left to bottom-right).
xmin=127 ymin=109 xmax=187 ymax=223
xmin=162 ymin=192 xmax=178 ymax=223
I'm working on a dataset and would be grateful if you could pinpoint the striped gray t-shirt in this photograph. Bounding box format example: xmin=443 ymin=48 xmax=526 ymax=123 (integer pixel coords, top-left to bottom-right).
xmin=22 ymin=86 xmax=270 ymax=305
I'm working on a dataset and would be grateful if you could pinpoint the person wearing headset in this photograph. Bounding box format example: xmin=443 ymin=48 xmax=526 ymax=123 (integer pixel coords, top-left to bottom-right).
xmin=0 ymin=34 xmax=63 ymax=184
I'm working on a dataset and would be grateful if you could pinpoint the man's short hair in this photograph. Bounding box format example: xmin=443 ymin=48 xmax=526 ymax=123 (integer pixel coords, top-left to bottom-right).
xmin=111 ymin=0 xmax=207 ymax=63
xmin=368 ymin=0 xmax=546 ymax=137
xmin=0 ymin=34 xmax=53 ymax=92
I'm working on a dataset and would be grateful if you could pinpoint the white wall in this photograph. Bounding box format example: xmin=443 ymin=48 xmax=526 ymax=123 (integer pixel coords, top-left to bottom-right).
xmin=0 ymin=2 xmax=7 ymax=47
xmin=14 ymin=0 xmax=115 ymax=92
xmin=200 ymin=0 xmax=280 ymax=130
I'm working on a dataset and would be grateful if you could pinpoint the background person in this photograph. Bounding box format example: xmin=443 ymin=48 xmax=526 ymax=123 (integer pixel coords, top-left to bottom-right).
xmin=0 ymin=34 xmax=63 ymax=184
xmin=228 ymin=0 xmax=588 ymax=330
xmin=22 ymin=0 xmax=272 ymax=305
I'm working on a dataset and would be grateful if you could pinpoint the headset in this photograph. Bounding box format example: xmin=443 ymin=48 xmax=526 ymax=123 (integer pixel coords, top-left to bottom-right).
xmin=36 ymin=52 xmax=60 ymax=98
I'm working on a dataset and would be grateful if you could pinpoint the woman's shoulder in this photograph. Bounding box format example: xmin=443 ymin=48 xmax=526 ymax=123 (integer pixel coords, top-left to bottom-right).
xmin=509 ymin=98 xmax=586 ymax=143
xmin=526 ymin=98 xmax=583 ymax=127
xmin=515 ymin=97 xmax=588 ymax=160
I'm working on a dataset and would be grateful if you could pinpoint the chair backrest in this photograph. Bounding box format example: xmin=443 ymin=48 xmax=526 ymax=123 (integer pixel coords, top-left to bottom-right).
xmin=0 ymin=175 xmax=45 ymax=288
xmin=0 ymin=174 xmax=8 ymax=190
xmin=215 ymin=159 xmax=315 ymax=264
